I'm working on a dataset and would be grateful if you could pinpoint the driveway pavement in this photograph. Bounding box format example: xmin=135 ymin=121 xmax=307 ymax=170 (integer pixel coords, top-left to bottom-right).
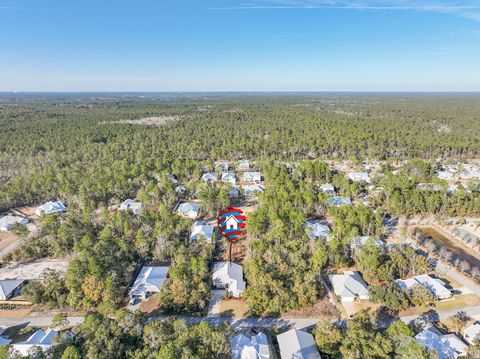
xmin=207 ymin=289 xmax=226 ymax=316
xmin=436 ymin=261 xmax=480 ymax=297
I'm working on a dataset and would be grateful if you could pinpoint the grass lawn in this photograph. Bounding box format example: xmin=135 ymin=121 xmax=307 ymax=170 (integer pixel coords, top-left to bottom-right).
xmin=340 ymin=300 xmax=382 ymax=318
xmin=399 ymin=294 xmax=480 ymax=318
xmin=218 ymin=299 xmax=249 ymax=318
xmin=436 ymin=294 xmax=480 ymax=312
xmin=352 ymin=301 xmax=382 ymax=313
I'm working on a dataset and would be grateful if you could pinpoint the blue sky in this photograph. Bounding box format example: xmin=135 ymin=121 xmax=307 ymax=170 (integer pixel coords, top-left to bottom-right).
xmin=1 ymin=0 xmax=480 ymax=91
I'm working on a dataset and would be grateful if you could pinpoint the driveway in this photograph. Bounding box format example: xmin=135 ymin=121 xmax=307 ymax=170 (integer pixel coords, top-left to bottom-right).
xmin=436 ymin=261 xmax=480 ymax=297
xmin=207 ymin=289 xmax=226 ymax=316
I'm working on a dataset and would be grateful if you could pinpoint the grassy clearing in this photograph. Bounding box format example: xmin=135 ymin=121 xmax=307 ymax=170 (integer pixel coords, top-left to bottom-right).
xmin=436 ymin=294 xmax=480 ymax=312
xmin=218 ymin=299 xmax=249 ymax=318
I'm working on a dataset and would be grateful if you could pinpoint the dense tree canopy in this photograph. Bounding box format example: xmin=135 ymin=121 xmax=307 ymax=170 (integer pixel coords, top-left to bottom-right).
xmin=1 ymin=94 xmax=480 ymax=211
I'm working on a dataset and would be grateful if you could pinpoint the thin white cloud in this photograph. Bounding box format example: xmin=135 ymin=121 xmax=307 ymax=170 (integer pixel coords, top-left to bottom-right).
xmin=0 ymin=6 xmax=45 ymax=10
xmin=209 ymin=0 xmax=480 ymax=22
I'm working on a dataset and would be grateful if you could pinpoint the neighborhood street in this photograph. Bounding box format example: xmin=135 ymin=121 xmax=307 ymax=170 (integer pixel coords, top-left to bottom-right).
xmin=2 ymin=258 xmax=480 ymax=331
xmin=0 ymin=314 xmax=320 ymax=331
xmin=0 ymin=238 xmax=23 ymax=259
xmin=436 ymin=260 xmax=480 ymax=297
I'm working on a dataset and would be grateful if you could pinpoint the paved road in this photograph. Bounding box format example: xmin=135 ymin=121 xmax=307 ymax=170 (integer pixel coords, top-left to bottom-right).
xmin=0 ymin=224 xmax=37 ymax=259
xmin=0 ymin=239 xmax=23 ymax=259
xmin=1 ymin=303 xmax=479 ymax=332
xmin=0 ymin=316 xmax=85 ymax=327
xmin=0 ymin=313 xmax=320 ymax=330
xmin=436 ymin=260 xmax=480 ymax=296
xmin=400 ymin=305 xmax=480 ymax=325
xmin=2 ymin=245 xmax=480 ymax=331
xmin=150 ymin=315 xmax=320 ymax=330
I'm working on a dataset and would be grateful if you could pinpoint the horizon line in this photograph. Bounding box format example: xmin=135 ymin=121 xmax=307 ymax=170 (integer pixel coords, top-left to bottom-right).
xmin=2 ymin=90 xmax=480 ymax=94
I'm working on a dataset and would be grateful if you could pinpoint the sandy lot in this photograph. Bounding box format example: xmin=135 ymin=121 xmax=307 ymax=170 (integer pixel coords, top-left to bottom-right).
xmin=100 ymin=116 xmax=178 ymax=126
xmin=0 ymin=259 xmax=68 ymax=280
xmin=13 ymin=206 xmax=37 ymax=218
xmin=0 ymin=232 xmax=19 ymax=252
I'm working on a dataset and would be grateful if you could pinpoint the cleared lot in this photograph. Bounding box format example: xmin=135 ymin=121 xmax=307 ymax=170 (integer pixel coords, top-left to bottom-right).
xmin=0 ymin=259 xmax=68 ymax=280
xmin=0 ymin=231 xmax=19 ymax=253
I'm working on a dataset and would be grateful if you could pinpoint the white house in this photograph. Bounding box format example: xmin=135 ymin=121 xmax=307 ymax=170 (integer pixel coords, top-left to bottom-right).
xmin=221 ymin=172 xmax=237 ymax=184
xmin=415 ymin=326 xmax=468 ymax=359
xmin=228 ymin=186 xmax=240 ymax=198
xmin=202 ymin=172 xmax=217 ymax=182
xmin=329 ymin=196 xmax=352 ymax=207
xmin=35 ymin=201 xmax=66 ymax=216
xmin=438 ymin=170 xmax=455 ymax=181
xmin=350 ymin=236 xmax=384 ymax=251
xmin=167 ymin=174 xmax=178 ymax=183
xmin=212 ymin=262 xmax=246 ymax=297
xmin=225 ymin=215 xmax=239 ymax=231
xmin=239 ymin=160 xmax=250 ymax=170
xmin=348 ymin=172 xmax=371 ymax=183
xmin=12 ymin=329 xmax=73 ymax=357
xmin=175 ymin=185 xmax=187 ymax=195
xmin=464 ymin=322 xmax=480 ymax=344
xmin=190 ymin=221 xmax=214 ymax=242
xmin=318 ymin=183 xmax=335 ymax=195
xmin=329 ymin=271 xmax=369 ymax=302
xmin=119 ymin=199 xmax=143 ymax=215
xmin=243 ymin=172 xmax=262 ymax=183
xmin=177 ymin=202 xmax=200 ymax=219
xmin=305 ymin=220 xmax=331 ymax=239
xmin=437 ymin=164 xmax=480 ymax=182
xmin=0 ymin=280 xmax=25 ymax=301
xmin=243 ymin=184 xmax=265 ymax=197
xmin=216 ymin=162 xmax=230 ymax=172
xmin=0 ymin=215 xmax=28 ymax=232
xmin=395 ymin=274 xmax=452 ymax=300
xmin=231 ymin=332 xmax=270 ymax=359
xmin=128 ymin=266 xmax=169 ymax=301
xmin=277 ymin=328 xmax=321 ymax=359
xmin=460 ymin=164 xmax=480 ymax=180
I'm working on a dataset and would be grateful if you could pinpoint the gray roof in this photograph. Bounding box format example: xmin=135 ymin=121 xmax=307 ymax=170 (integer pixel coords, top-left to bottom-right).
xmin=329 ymin=196 xmax=352 ymax=207
xmin=129 ymin=266 xmax=169 ymax=297
xmin=36 ymin=201 xmax=66 ymax=215
xmin=350 ymin=236 xmax=384 ymax=249
xmin=202 ymin=172 xmax=217 ymax=181
xmin=120 ymin=199 xmax=143 ymax=214
xmin=464 ymin=322 xmax=480 ymax=344
xmin=329 ymin=271 xmax=369 ymax=300
xmin=190 ymin=221 xmax=214 ymax=241
xmin=231 ymin=332 xmax=270 ymax=359
xmin=0 ymin=215 xmax=28 ymax=230
xmin=0 ymin=280 xmax=24 ymax=300
xmin=415 ymin=326 xmax=468 ymax=359
xmin=178 ymin=202 xmax=200 ymax=217
xmin=305 ymin=220 xmax=331 ymax=239
xmin=277 ymin=329 xmax=321 ymax=359
xmin=395 ymin=274 xmax=451 ymax=300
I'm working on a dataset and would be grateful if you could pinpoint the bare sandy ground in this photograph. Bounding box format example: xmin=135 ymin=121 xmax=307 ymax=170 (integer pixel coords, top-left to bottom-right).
xmin=100 ymin=116 xmax=179 ymax=126
xmin=0 ymin=232 xmax=19 ymax=253
xmin=0 ymin=259 xmax=68 ymax=280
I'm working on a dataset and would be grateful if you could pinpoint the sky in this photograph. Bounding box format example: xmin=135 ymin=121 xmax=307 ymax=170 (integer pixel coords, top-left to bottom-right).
xmin=1 ymin=0 xmax=480 ymax=91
